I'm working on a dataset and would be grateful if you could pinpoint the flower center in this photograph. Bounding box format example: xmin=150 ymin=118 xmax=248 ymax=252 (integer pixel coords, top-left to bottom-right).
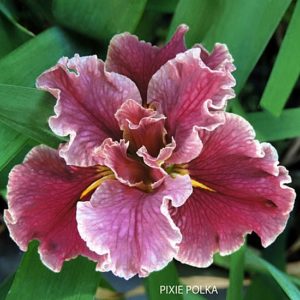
xmin=115 ymin=99 xmax=167 ymax=158
xmin=165 ymin=163 xmax=216 ymax=192
xmin=80 ymin=166 xmax=115 ymax=199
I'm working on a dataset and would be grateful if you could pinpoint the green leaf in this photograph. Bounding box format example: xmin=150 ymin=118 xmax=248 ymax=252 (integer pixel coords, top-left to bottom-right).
xmin=169 ymin=0 xmax=291 ymax=93
xmin=0 ymin=125 xmax=28 ymax=171
xmin=168 ymin=0 xmax=220 ymax=46
xmin=290 ymin=275 xmax=300 ymax=288
xmin=19 ymin=0 xmax=54 ymax=28
xmin=245 ymin=251 xmax=300 ymax=300
xmin=246 ymin=108 xmax=300 ymax=141
xmin=0 ymin=13 xmax=31 ymax=58
xmin=226 ymin=244 xmax=245 ymax=300
xmin=0 ymin=26 xmax=91 ymax=87
xmin=245 ymin=234 xmax=287 ymax=300
xmin=244 ymin=273 xmax=287 ymax=300
xmin=6 ymin=242 xmax=101 ymax=300
xmin=0 ymin=84 xmax=59 ymax=146
xmin=183 ymin=293 xmax=207 ymax=300
xmin=135 ymin=9 xmax=162 ymax=42
xmin=146 ymin=0 xmax=179 ymax=13
xmin=0 ymin=2 xmax=34 ymax=37
xmin=0 ymin=26 xmax=91 ymax=170
xmin=260 ymin=1 xmax=300 ymax=116
xmin=213 ymin=253 xmax=230 ymax=269
xmin=53 ymin=0 xmax=147 ymax=41
xmin=0 ymin=275 xmax=14 ymax=300
xmin=145 ymin=261 xmax=184 ymax=300
xmin=215 ymin=250 xmax=300 ymax=300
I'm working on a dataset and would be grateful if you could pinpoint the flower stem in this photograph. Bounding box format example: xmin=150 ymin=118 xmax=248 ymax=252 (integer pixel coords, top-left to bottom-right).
xmin=226 ymin=243 xmax=246 ymax=300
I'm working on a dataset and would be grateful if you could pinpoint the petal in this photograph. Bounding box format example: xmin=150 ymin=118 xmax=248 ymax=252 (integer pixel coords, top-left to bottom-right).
xmin=4 ymin=146 xmax=100 ymax=272
xmin=171 ymin=113 xmax=295 ymax=267
xmin=96 ymin=139 xmax=164 ymax=188
xmin=99 ymin=139 xmax=151 ymax=186
xmin=115 ymin=99 xmax=167 ymax=157
xmin=137 ymin=138 xmax=176 ymax=169
xmin=36 ymin=55 xmax=141 ymax=167
xmin=197 ymin=43 xmax=236 ymax=73
xmin=148 ymin=48 xmax=236 ymax=164
xmin=106 ymin=25 xmax=188 ymax=101
xmin=77 ymin=175 xmax=192 ymax=279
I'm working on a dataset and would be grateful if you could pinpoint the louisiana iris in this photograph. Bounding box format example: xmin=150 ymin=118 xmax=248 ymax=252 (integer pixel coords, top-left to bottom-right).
xmin=4 ymin=25 xmax=295 ymax=279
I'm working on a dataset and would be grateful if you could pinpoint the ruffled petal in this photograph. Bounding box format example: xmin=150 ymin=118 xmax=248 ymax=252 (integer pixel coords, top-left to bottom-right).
xmin=197 ymin=43 xmax=236 ymax=73
xmin=106 ymin=25 xmax=188 ymax=101
xmin=95 ymin=138 xmax=156 ymax=187
xmin=36 ymin=55 xmax=141 ymax=167
xmin=148 ymin=48 xmax=236 ymax=164
xmin=171 ymin=113 xmax=295 ymax=267
xmin=137 ymin=139 xmax=176 ymax=169
xmin=4 ymin=146 xmax=100 ymax=272
xmin=115 ymin=99 xmax=167 ymax=157
xmin=77 ymin=175 xmax=192 ymax=279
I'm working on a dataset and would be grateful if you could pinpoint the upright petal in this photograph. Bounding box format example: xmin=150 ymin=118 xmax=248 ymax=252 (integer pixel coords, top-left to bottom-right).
xmin=77 ymin=175 xmax=192 ymax=279
xmin=106 ymin=25 xmax=188 ymax=101
xmin=171 ymin=113 xmax=295 ymax=267
xmin=115 ymin=99 xmax=167 ymax=157
xmin=197 ymin=43 xmax=236 ymax=73
xmin=148 ymin=48 xmax=236 ymax=164
xmin=4 ymin=146 xmax=99 ymax=272
xmin=137 ymin=139 xmax=176 ymax=169
xmin=36 ymin=55 xmax=141 ymax=167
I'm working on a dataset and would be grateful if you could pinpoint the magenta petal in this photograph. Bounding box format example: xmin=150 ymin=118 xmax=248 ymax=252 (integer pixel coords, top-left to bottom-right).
xmin=197 ymin=43 xmax=236 ymax=73
xmin=115 ymin=99 xmax=167 ymax=157
xmin=36 ymin=55 xmax=141 ymax=167
xmin=137 ymin=138 xmax=176 ymax=169
xmin=148 ymin=48 xmax=236 ymax=164
xmin=97 ymin=138 xmax=163 ymax=187
xmin=171 ymin=113 xmax=295 ymax=267
xmin=4 ymin=146 xmax=99 ymax=271
xmin=115 ymin=99 xmax=157 ymax=128
xmin=77 ymin=175 xmax=192 ymax=279
xmin=106 ymin=25 xmax=188 ymax=100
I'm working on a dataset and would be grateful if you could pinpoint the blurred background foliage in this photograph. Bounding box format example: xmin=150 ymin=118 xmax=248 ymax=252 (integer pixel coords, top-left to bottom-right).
xmin=0 ymin=0 xmax=299 ymax=299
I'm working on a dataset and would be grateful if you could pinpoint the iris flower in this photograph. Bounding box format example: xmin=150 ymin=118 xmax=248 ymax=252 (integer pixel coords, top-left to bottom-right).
xmin=4 ymin=25 xmax=295 ymax=279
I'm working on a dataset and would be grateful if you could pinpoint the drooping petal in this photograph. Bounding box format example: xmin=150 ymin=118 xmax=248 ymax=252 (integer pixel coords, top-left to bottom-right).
xmin=115 ymin=99 xmax=167 ymax=157
xmin=171 ymin=113 xmax=295 ymax=267
xmin=148 ymin=48 xmax=236 ymax=164
xmin=106 ymin=25 xmax=188 ymax=101
xmin=36 ymin=55 xmax=141 ymax=167
xmin=4 ymin=146 xmax=100 ymax=272
xmin=77 ymin=175 xmax=193 ymax=279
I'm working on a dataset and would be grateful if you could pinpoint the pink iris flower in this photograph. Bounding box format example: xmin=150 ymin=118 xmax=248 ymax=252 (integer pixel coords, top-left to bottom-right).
xmin=4 ymin=25 xmax=296 ymax=279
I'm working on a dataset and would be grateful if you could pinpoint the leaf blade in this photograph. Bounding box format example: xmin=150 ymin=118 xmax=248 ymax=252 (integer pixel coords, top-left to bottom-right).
xmin=0 ymin=84 xmax=58 ymax=146
xmin=245 ymin=251 xmax=300 ymax=300
xmin=0 ymin=26 xmax=90 ymax=87
xmin=226 ymin=245 xmax=246 ymax=300
xmin=145 ymin=261 xmax=184 ymax=300
xmin=0 ymin=275 xmax=14 ymax=300
xmin=169 ymin=0 xmax=292 ymax=94
xmin=0 ymin=126 xmax=28 ymax=171
xmin=53 ymin=0 xmax=147 ymax=41
xmin=0 ymin=26 xmax=92 ymax=165
xmin=260 ymin=1 xmax=300 ymax=116
xmin=246 ymin=108 xmax=300 ymax=141
xmin=6 ymin=242 xmax=101 ymax=300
